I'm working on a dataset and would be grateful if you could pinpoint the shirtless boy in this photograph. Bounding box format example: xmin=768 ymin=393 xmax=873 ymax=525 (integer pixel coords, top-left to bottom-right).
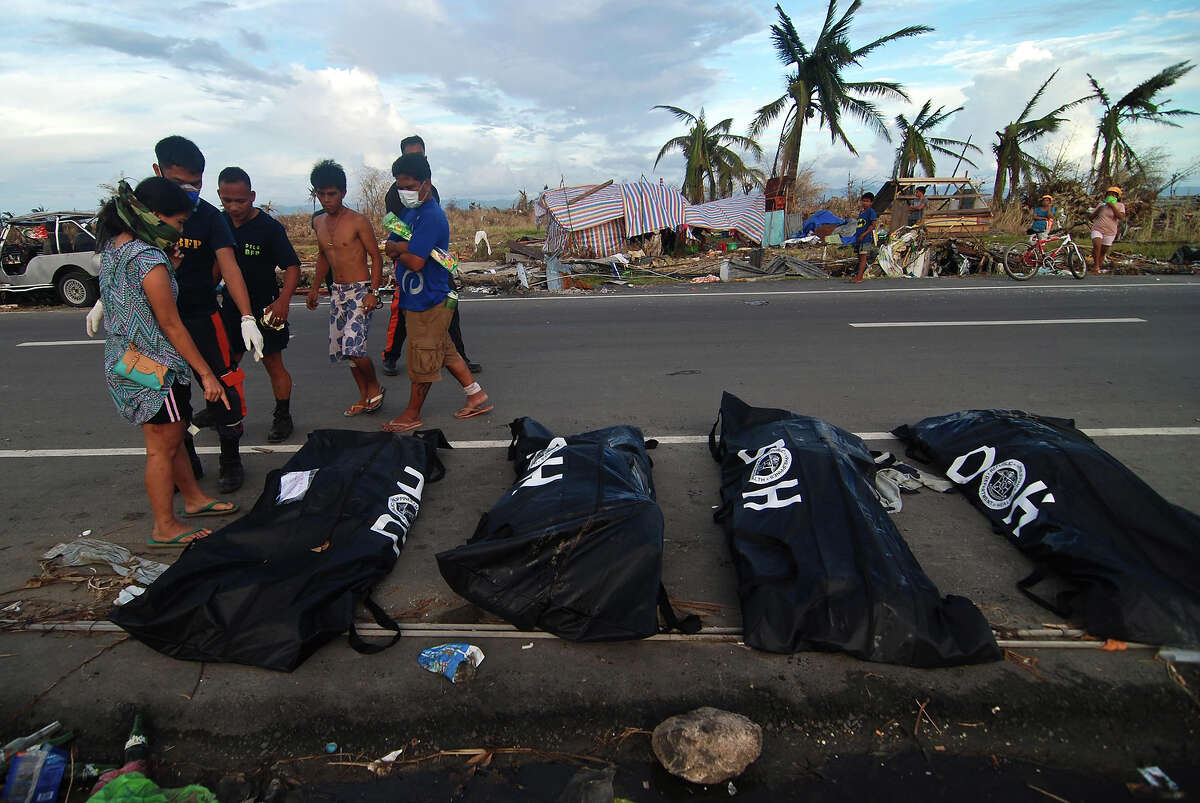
xmin=304 ymin=159 xmax=385 ymax=416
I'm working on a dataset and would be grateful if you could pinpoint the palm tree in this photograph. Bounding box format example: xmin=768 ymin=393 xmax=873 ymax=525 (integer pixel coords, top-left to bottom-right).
xmin=991 ymin=70 xmax=1091 ymax=205
xmin=1088 ymin=61 xmax=1197 ymax=190
xmin=652 ymin=106 xmax=764 ymax=203
xmin=891 ymin=101 xmax=979 ymax=178
xmin=749 ymin=2 xmax=931 ymax=184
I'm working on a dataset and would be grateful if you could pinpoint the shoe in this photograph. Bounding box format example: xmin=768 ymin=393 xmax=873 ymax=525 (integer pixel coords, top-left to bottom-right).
xmin=267 ymin=414 xmax=294 ymax=443
xmin=191 ymin=408 xmax=215 ymax=428
xmin=468 ymin=362 xmax=483 ymax=374
xmin=218 ymin=458 xmax=245 ymax=494
xmin=381 ymin=358 xmax=399 ymax=376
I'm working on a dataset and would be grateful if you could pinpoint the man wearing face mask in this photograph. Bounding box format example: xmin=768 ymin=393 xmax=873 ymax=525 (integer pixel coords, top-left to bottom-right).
xmin=380 ymin=136 xmax=480 ymax=378
xmin=381 ymin=152 xmax=492 ymax=433
xmin=150 ymin=135 xmax=262 ymax=494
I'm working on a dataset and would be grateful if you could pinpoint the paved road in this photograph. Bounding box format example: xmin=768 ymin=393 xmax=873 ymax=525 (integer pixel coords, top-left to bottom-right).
xmin=1 ymin=275 xmax=1198 ymax=794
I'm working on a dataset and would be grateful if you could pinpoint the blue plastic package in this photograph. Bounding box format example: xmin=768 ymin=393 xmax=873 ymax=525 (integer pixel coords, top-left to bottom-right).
xmin=3 ymin=745 xmax=68 ymax=803
xmin=418 ymin=643 xmax=484 ymax=683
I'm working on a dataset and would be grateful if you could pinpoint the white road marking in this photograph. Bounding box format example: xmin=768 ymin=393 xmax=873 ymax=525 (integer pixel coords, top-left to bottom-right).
xmin=4 ymin=426 xmax=1199 ymax=458
xmin=849 ymin=317 xmax=1146 ymax=328
xmin=453 ymin=281 xmax=1197 ymax=303
xmin=16 ymin=339 xmax=105 ymax=347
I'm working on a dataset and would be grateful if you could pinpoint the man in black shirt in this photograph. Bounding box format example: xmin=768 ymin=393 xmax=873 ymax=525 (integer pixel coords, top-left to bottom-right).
xmin=216 ymin=167 xmax=301 ymax=443
xmin=380 ymin=135 xmax=480 ymax=377
xmin=153 ymin=135 xmax=263 ymax=493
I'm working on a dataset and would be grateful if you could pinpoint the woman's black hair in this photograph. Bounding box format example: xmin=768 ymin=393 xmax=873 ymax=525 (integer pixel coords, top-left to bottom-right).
xmin=97 ymin=177 xmax=193 ymax=247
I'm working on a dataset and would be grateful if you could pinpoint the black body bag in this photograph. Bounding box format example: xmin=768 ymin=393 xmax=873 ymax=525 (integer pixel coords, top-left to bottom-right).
xmin=894 ymin=409 xmax=1200 ymax=647
xmin=111 ymin=429 xmax=445 ymax=671
xmin=436 ymin=418 xmax=699 ymax=641
xmin=710 ymin=392 xmax=1000 ymax=666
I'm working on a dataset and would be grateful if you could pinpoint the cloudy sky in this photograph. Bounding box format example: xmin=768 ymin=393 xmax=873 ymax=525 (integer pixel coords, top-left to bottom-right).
xmin=2 ymin=0 xmax=1198 ymax=213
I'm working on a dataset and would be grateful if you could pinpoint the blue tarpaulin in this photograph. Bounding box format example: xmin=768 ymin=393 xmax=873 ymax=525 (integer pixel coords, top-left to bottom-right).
xmin=800 ymin=210 xmax=846 ymax=236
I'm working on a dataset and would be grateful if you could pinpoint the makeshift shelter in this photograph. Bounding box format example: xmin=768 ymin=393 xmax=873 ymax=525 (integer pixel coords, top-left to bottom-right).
xmin=882 ymin=177 xmax=993 ymax=237
xmin=535 ymin=181 xmax=688 ymax=259
xmin=684 ymin=194 xmax=767 ymax=245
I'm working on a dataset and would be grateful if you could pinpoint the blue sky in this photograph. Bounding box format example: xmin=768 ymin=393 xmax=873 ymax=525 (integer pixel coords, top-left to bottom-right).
xmin=1 ymin=0 xmax=1197 ymax=213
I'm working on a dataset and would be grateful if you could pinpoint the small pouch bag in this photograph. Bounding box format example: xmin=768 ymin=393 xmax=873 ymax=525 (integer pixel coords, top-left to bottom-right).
xmin=114 ymin=345 xmax=169 ymax=389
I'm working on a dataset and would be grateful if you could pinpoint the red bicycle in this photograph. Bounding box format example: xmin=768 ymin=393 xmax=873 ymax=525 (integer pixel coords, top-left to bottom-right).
xmin=1003 ymin=228 xmax=1087 ymax=280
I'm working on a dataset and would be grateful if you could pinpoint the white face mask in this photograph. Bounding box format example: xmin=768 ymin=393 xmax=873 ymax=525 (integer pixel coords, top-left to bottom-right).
xmin=398 ymin=189 xmax=422 ymax=209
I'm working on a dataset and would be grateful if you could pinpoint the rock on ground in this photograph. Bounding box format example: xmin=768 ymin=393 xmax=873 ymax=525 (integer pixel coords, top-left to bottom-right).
xmin=651 ymin=706 xmax=763 ymax=785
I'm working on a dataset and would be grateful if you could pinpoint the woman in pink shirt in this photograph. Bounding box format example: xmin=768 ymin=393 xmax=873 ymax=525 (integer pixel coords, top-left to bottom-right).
xmin=1090 ymin=186 xmax=1126 ymax=274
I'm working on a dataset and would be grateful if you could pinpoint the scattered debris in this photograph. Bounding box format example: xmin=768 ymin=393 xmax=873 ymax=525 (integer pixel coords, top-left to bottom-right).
xmin=521 ymin=642 xmax=534 ymax=650
xmin=418 ymin=643 xmax=485 ymax=684
xmin=559 ymin=765 xmax=615 ymax=803
xmin=41 ymin=538 xmax=169 ymax=586
xmin=367 ymin=748 xmax=405 ymax=776
xmin=690 ymin=274 xmax=721 ymax=283
xmin=1027 ymin=782 xmax=1073 ymax=803
xmin=1127 ymin=766 xmax=1184 ymax=800
xmin=324 ymin=743 xmax=338 ymax=754
xmin=651 ymin=707 xmax=762 ymax=785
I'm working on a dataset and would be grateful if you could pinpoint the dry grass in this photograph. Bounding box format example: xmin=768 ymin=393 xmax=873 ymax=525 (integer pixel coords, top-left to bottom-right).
xmin=276 ymin=205 xmax=538 ymax=265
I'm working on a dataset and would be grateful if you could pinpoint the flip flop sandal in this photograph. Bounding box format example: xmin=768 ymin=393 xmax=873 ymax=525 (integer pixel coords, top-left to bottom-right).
xmin=363 ymin=388 xmax=386 ymax=414
xmin=146 ymin=527 xmax=209 ymax=548
xmin=382 ymin=418 xmax=422 ymax=433
xmin=344 ymin=403 xmax=368 ymax=417
xmin=453 ymin=403 xmax=494 ymax=420
xmin=180 ymin=500 xmax=239 ymax=518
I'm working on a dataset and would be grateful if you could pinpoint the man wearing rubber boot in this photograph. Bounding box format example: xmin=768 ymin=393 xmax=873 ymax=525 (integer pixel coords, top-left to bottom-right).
xmin=381 ymin=153 xmax=492 ymax=433
xmin=216 ymin=167 xmax=301 ymax=443
xmin=153 ymin=136 xmax=263 ymax=493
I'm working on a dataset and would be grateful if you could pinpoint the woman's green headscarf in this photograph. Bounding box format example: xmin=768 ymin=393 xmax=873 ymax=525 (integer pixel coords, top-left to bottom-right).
xmin=113 ymin=179 xmax=183 ymax=251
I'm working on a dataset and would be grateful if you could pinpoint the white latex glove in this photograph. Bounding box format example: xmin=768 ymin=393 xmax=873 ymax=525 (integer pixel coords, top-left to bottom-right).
xmin=240 ymin=315 xmax=265 ymax=362
xmin=85 ymin=300 xmax=104 ymax=338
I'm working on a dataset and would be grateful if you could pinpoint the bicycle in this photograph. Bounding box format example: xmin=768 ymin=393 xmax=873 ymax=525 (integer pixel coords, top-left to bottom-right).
xmin=1002 ymin=227 xmax=1087 ymax=281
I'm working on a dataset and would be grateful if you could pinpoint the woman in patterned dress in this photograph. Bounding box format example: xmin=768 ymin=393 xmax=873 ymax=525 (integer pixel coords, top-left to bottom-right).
xmin=97 ymin=178 xmax=238 ymax=547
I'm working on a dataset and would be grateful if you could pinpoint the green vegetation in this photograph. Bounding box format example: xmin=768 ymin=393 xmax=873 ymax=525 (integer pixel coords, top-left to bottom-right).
xmin=748 ymin=1 xmax=931 ymax=179
xmin=652 ymin=106 xmax=764 ymax=204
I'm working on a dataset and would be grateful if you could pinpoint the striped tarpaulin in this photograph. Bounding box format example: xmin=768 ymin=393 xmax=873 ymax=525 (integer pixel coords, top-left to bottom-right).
xmin=684 ymin=194 xmax=767 ymax=244
xmin=536 ymin=184 xmax=625 ymax=231
xmin=544 ymin=216 xmax=626 ymax=258
xmin=619 ymin=181 xmax=687 ymax=238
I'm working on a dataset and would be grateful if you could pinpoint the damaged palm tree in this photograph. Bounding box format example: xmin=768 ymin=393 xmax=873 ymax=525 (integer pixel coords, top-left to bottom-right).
xmin=992 ymin=70 xmax=1092 ymax=206
xmin=652 ymin=106 xmax=764 ymax=204
xmin=1088 ymin=61 xmax=1197 ymax=191
xmin=749 ymin=2 xmax=931 ymax=189
xmin=891 ymin=101 xmax=979 ymax=178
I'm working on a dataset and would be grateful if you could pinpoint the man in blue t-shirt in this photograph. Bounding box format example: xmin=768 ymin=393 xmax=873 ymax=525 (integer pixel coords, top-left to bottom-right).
xmin=850 ymin=192 xmax=879 ymax=283
xmin=380 ymin=153 xmax=492 ymax=434
xmin=380 ymin=135 xmax=479 ymax=377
